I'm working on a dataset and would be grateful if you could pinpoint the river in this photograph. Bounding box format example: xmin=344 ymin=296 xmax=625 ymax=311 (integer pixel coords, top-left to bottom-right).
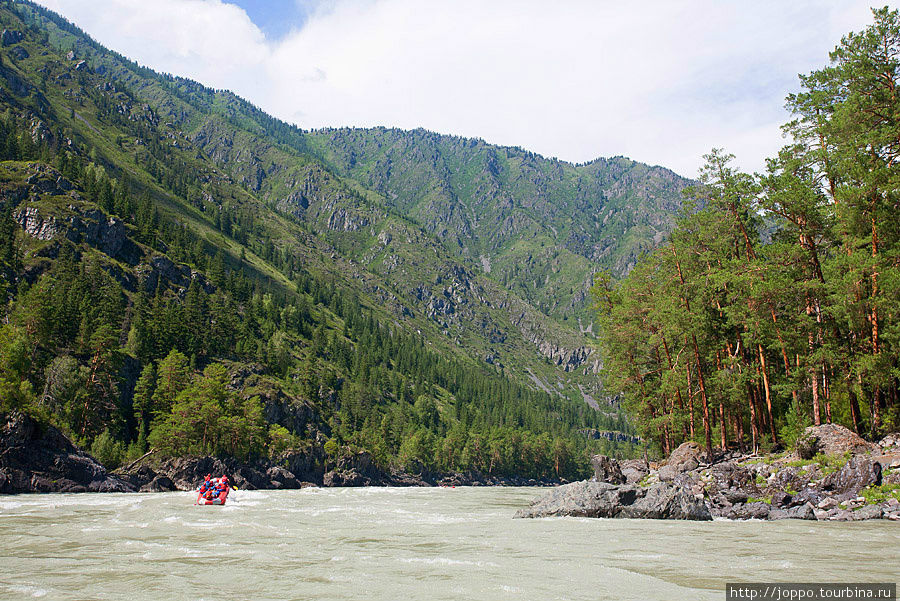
xmin=0 ymin=487 xmax=896 ymax=600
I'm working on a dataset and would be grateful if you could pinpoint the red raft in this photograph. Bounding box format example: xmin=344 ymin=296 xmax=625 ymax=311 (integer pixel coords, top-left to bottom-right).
xmin=196 ymin=476 xmax=230 ymax=505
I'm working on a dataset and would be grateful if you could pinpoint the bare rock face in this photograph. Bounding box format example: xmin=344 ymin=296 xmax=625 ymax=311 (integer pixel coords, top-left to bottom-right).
xmin=323 ymin=451 xmax=388 ymax=487
xmin=0 ymin=412 xmax=134 ymax=494
xmin=591 ymin=454 xmax=625 ymax=484
xmin=140 ymin=475 xmax=176 ymax=492
xmin=514 ymin=480 xmax=711 ymax=520
xmin=266 ymin=466 xmax=301 ymax=489
xmin=1 ymin=29 xmax=24 ymax=46
xmin=798 ymin=424 xmax=877 ymax=457
xmin=822 ymin=456 xmax=879 ymax=501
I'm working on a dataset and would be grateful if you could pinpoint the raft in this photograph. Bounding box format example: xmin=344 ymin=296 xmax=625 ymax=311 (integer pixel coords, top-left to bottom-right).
xmin=196 ymin=483 xmax=229 ymax=505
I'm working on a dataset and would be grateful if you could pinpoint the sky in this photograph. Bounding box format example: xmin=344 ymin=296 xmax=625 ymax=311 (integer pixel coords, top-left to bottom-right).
xmin=32 ymin=0 xmax=890 ymax=178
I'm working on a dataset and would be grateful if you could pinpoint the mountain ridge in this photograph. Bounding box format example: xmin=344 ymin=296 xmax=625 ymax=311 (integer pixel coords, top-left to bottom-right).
xmin=0 ymin=0 xmax=685 ymax=478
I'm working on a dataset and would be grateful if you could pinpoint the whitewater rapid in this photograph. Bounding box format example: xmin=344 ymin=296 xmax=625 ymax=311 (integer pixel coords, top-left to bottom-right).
xmin=0 ymin=487 xmax=896 ymax=600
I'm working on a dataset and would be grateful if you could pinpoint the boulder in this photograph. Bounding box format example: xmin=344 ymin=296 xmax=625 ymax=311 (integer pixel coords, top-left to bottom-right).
xmin=792 ymin=487 xmax=822 ymax=508
xmin=591 ymin=455 xmax=625 ymax=484
xmin=323 ymin=469 xmax=368 ymax=487
xmin=277 ymin=449 xmax=325 ymax=484
xmin=620 ymin=459 xmax=649 ymax=485
xmin=822 ymin=456 xmax=878 ymax=500
xmin=657 ymin=464 xmax=677 ymax=482
xmin=799 ymin=424 xmax=877 ymax=457
xmin=847 ymin=505 xmax=883 ymax=521
xmin=667 ymin=441 xmax=704 ymax=466
xmin=733 ymin=502 xmax=771 ymax=520
xmin=796 ymin=432 xmax=820 ymax=460
xmin=140 ymin=475 xmax=176 ymax=492
xmin=768 ymin=502 xmax=816 ymax=521
xmin=767 ymin=467 xmax=804 ymax=495
xmin=231 ymin=467 xmax=267 ymax=490
xmin=139 ymin=456 xmax=229 ymax=490
xmin=514 ymin=480 xmax=710 ymax=520
xmin=514 ymin=481 xmax=639 ymax=518
xmin=618 ymin=482 xmax=712 ymax=520
xmin=116 ymin=465 xmax=157 ymax=490
xmin=88 ymin=477 xmax=134 ymax=493
xmin=708 ymin=461 xmax=755 ymax=495
xmin=878 ymin=433 xmax=900 ymax=453
xmin=817 ymin=497 xmax=839 ymax=510
xmin=266 ymin=466 xmax=301 ymax=489
xmin=323 ymin=451 xmax=388 ymax=487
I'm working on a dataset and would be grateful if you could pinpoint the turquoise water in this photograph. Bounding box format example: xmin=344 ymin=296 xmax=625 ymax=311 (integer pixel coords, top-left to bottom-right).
xmin=0 ymin=487 xmax=896 ymax=600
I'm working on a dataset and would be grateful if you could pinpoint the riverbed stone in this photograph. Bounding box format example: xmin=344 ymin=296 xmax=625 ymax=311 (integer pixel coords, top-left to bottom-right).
xmin=847 ymin=505 xmax=883 ymax=520
xmin=768 ymin=502 xmax=816 ymax=520
xmin=771 ymin=491 xmax=793 ymax=507
xmin=714 ymin=501 xmax=771 ymax=520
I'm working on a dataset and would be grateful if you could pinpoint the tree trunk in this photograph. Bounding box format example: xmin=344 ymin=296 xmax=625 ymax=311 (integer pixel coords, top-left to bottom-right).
xmin=747 ymin=383 xmax=759 ymax=453
xmin=757 ymin=344 xmax=778 ymax=444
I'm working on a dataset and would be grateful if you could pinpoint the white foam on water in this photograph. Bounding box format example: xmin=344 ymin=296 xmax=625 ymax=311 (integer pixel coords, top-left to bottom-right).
xmin=6 ymin=584 xmax=48 ymax=598
xmin=397 ymin=556 xmax=500 ymax=568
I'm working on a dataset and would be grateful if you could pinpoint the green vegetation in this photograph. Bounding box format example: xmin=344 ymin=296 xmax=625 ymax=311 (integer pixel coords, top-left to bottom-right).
xmin=746 ymin=496 xmax=773 ymax=506
xmin=784 ymin=452 xmax=850 ymax=474
xmin=593 ymin=8 xmax=900 ymax=457
xmin=859 ymin=483 xmax=900 ymax=506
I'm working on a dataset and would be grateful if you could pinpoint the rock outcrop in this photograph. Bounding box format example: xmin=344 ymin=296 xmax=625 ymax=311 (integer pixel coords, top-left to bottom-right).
xmin=1 ymin=29 xmax=24 ymax=47
xmin=518 ymin=439 xmax=900 ymax=522
xmin=514 ymin=480 xmax=711 ymax=520
xmin=0 ymin=412 xmax=134 ymax=494
xmin=591 ymin=454 xmax=625 ymax=484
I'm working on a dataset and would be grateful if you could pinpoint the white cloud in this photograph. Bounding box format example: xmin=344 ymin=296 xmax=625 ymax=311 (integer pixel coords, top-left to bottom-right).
xmin=34 ymin=0 xmax=883 ymax=177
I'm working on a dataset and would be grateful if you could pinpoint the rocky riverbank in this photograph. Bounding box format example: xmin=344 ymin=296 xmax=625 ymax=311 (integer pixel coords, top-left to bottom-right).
xmin=517 ymin=424 xmax=900 ymax=521
xmin=0 ymin=412 xmax=561 ymax=494
xmin=0 ymin=412 xmax=133 ymax=493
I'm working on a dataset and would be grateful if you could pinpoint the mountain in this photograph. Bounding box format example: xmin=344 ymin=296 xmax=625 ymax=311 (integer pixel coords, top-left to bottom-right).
xmin=0 ymin=0 xmax=684 ymax=481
